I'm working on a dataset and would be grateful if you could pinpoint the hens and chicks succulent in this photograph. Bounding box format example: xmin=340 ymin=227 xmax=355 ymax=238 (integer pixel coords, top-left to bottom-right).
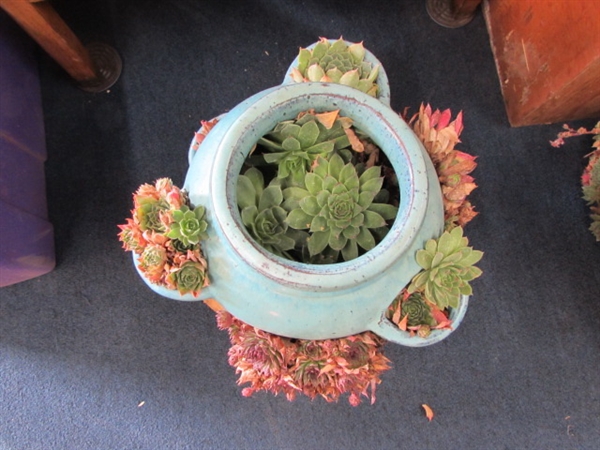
xmin=238 ymin=110 xmax=398 ymax=263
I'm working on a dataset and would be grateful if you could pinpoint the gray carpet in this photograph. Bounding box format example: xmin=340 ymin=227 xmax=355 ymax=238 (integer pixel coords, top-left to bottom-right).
xmin=1 ymin=1 xmax=599 ymax=449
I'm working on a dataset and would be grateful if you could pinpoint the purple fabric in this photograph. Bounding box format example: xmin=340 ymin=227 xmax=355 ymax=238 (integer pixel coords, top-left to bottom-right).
xmin=0 ymin=11 xmax=54 ymax=286
xmin=0 ymin=199 xmax=55 ymax=287
xmin=0 ymin=11 xmax=46 ymax=162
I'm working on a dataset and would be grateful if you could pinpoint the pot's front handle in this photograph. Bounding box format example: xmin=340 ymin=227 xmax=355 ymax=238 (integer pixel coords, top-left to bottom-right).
xmin=368 ymin=295 xmax=470 ymax=347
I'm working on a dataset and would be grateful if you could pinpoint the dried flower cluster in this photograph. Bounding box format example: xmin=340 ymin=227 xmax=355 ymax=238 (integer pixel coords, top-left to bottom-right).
xmin=409 ymin=104 xmax=478 ymax=230
xmin=216 ymin=310 xmax=391 ymax=406
xmin=118 ymin=178 xmax=209 ymax=296
xmin=550 ymin=122 xmax=600 ymax=240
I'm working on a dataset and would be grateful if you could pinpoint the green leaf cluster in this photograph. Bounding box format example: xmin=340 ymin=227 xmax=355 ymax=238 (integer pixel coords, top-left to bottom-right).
xmin=166 ymin=205 xmax=208 ymax=247
xmin=296 ymin=38 xmax=380 ymax=97
xmin=258 ymin=113 xmax=352 ymax=186
xmin=283 ymin=154 xmax=397 ymax=261
xmin=238 ymin=112 xmax=398 ymax=263
xmin=408 ymin=226 xmax=483 ymax=309
xmin=237 ymin=168 xmax=306 ymax=258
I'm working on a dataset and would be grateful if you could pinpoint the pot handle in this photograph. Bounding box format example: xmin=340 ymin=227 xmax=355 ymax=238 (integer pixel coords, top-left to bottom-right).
xmin=368 ymin=295 xmax=470 ymax=347
xmin=188 ymin=113 xmax=227 ymax=166
xmin=146 ymin=282 xmax=214 ymax=303
xmin=132 ymin=252 xmax=212 ymax=302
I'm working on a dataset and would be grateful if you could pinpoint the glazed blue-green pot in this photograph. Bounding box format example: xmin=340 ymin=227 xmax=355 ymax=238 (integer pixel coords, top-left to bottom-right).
xmin=135 ymin=79 xmax=469 ymax=347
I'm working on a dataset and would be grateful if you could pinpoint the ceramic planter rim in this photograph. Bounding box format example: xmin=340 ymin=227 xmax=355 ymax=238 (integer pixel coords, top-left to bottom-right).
xmin=207 ymin=82 xmax=428 ymax=292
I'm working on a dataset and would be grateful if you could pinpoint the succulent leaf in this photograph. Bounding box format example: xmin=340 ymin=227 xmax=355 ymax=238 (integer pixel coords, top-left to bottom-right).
xmin=339 ymin=69 xmax=360 ymax=88
xmin=237 ymin=170 xmax=259 ymax=209
xmin=307 ymin=64 xmax=325 ymax=81
xmin=348 ymin=42 xmax=366 ymax=63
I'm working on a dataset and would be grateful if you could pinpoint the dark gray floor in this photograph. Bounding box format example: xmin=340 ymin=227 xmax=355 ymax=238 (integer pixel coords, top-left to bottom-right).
xmin=2 ymin=1 xmax=599 ymax=449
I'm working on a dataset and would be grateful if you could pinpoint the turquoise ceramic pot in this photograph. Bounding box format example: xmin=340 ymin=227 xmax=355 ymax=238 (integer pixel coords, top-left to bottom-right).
xmin=135 ymin=80 xmax=469 ymax=347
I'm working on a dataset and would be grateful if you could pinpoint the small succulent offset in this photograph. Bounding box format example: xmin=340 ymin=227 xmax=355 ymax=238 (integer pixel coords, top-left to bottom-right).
xmin=401 ymin=292 xmax=436 ymax=327
xmin=290 ymin=37 xmax=380 ymax=97
xmin=135 ymin=196 xmax=170 ymax=232
xmin=407 ymin=226 xmax=483 ymax=309
xmin=237 ymin=167 xmax=305 ymax=258
xmin=166 ymin=205 xmax=209 ymax=247
xmin=284 ymin=153 xmax=398 ymax=261
xmin=167 ymin=261 xmax=208 ymax=296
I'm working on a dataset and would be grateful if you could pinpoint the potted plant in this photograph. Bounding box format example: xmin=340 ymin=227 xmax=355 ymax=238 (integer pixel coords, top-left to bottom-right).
xmin=551 ymin=121 xmax=600 ymax=240
xmin=118 ymin=39 xmax=483 ymax=405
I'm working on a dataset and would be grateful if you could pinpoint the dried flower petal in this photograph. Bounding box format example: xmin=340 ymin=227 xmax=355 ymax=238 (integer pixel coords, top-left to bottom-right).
xmin=422 ymin=404 xmax=435 ymax=421
xmin=216 ymin=311 xmax=391 ymax=406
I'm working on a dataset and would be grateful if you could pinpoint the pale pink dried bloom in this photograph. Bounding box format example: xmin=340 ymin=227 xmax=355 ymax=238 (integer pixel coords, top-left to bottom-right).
xmin=408 ymin=104 xmax=478 ymax=228
xmin=117 ymin=218 xmax=147 ymax=252
xmin=216 ymin=311 xmax=391 ymax=406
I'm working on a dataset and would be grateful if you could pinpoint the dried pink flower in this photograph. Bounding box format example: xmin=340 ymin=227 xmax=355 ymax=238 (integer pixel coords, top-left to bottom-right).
xmin=216 ymin=311 xmax=391 ymax=406
xmin=408 ymin=104 xmax=478 ymax=229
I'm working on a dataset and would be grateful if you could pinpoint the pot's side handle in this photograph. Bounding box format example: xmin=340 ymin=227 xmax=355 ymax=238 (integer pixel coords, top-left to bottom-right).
xmin=132 ymin=252 xmax=212 ymax=302
xmin=368 ymin=295 xmax=470 ymax=347
xmin=188 ymin=113 xmax=227 ymax=166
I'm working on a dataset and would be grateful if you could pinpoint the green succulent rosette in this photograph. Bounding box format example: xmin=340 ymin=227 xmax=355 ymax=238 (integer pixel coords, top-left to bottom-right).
xmin=257 ymin=112 xmax=352 ymax=186
xmin=168 ymin=261 xmax=207 ymax=296
xmin=284 ymin=153 xmax=397 ymax=261
xmin=408 ymin=226 xmax=483 ymax=309
xmin=291 ymin=37 xmax=380 ymax=97
xmin=135 ymin=197 xmax=169 ymax=232
xmin=237 ymin=167 xmax=306 ymax=258
xmin=166 ymin=205 xmax=209 ymax=247
xmin=402 ymin=292 xmax=436 ymax=327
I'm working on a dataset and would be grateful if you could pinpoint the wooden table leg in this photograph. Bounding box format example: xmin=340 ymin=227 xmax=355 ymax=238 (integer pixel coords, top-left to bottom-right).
xmin=426 ymin=0 xmax=482 ymax=28
xmin=0 ymin=0 xmax=121 ymax=92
